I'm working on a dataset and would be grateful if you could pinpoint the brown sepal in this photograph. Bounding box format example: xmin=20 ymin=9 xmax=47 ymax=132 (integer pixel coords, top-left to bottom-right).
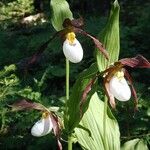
xmin=63 ymin=18 xmax=84 ymax=28
xmin=9 ymin=99 xmax=47 ymax=111
xmin=120 ymin=55 xmax=150 ymax=68
xmin=71 ymin=17 xmax=84 ymax=28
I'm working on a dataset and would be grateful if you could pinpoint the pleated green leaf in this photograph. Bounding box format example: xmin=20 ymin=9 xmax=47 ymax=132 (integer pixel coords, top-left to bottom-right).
xmin=96 ymin=0 xmax=120 ymax=72
xmin=64 ymin=63 xmax=98 ymax=133
xmin=50 ymin=0 xmax=73 ymax=31
xmin=75 ymin=92 xmax=120 ymax=150
xmin=121 ymin=139 xmax=148 ymax=150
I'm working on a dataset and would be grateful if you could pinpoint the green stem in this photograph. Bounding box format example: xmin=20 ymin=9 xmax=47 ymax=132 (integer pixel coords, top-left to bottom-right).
xmin=103 ymin=96 xmax=108 ymax=150
xmin=66 ymin=59 xmax=69 ymax=101
xmin=68 ymin=135 xmax=73 ymax=150
xmin=66 ymin=59 xmax=73 ymax=150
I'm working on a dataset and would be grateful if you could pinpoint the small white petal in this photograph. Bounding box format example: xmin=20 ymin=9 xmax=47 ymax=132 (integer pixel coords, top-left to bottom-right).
xmin=31 ymin=115 xmax=53 ymax=137
xmin=63 ymin=38 xmax=83 ymax=63
xmin=109 ymin=76 xmax=131 ymax=101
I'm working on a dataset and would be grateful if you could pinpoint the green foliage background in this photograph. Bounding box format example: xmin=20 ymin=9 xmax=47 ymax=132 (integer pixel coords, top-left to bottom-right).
xmin=0 ymin=0 xmax=149 ymax=149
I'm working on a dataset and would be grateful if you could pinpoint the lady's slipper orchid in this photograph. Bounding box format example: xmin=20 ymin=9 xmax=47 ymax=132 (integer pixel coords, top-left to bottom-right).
xmin=31 ymin=112 xmax=53 ymax=137
xmin=27 ymin=18 xmax=108 ymax=66
xmin=103 ymin=55 xmax=150 ymax=109
xmin=63 ymin=32 xmax=83 ymax=63
xmin=10 ymin=95 xmax=62 ymax=149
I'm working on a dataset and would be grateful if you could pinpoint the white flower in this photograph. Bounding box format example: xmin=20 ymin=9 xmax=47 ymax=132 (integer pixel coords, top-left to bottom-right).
xmin=109 ymin=71 xmax=131 ymax=101
xmin=31 ymin=113 xmax=53 ymax=137
xmin=63 ymin=32 xmax=83 ymax=63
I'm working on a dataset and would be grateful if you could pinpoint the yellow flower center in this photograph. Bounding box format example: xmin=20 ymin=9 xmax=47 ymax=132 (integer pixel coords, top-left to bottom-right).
xmin=42 ymin=111 xmax=49 ymax=119
xmin=66 ymin=32 xmax=76 ymax=44
xmin=115 ymin=71 xmax=124 ymax=80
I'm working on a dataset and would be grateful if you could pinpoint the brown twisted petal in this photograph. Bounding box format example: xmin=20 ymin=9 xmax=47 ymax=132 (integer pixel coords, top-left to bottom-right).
xmin=50 ymin=113 xmax=62 ymax=150
xmin=73 ymin=27 xmax=109 ymax=60
xmin=80 ymin=76 xmax=97 ymax=117
xmin=57 ymin=139 xmax=62 ymax=150
xmin=123 ymin=69 xmax=138 ymax=111
xmin=103 ymin=77 xmax=116 ymax=108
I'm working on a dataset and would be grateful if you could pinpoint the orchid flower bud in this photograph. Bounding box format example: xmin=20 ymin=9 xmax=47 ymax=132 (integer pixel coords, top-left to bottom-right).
xmin=109 ymin=71 xmax=131 ymax=101
xmin=31 ymin=112 xmax=53 ymax=137
xmin=63 ymin=32 xmax=83 ymax=63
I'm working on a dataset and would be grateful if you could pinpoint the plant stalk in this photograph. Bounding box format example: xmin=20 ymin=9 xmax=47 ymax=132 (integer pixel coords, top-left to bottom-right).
xmin=103 ymin=96 xmax=108 ymax=150
xmin=68 ymin=135 xmax=73 ymax=150
xmin=66 ymin=59 xmax=73 ymax=150
xmin=66 ymin=59 xmax=69 ymax=101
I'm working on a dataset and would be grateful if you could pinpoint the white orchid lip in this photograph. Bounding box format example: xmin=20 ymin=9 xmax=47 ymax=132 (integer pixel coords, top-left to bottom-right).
xmin=63 ymin=32 xmax=83 ymax=63
xmin=31 ymin=112 xmax=53 ymax=137
xmin=109 ymin=71 xmax=131 ymax=101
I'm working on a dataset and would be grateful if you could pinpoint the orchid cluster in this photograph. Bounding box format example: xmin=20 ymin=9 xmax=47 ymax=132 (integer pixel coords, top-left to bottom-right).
xmin=11 ymin=18 xmax=109 ymax=150
xmin=11 ymin=18 xmax=150 ymax=150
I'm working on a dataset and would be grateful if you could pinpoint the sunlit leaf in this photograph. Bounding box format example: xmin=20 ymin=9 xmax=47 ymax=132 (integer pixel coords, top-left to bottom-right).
xmin=64 ymin=63 xmax=98 ymax=133
xmin=4 ymin=64 xmax=16 ymax=72
xmin=0 ymin=64 xmax=16 ymax=78
xmin=96 ymin=0 xmax=120 ymax=72
xmin=121 ymin=138 xmax=148 ymax=150
xmin=75 ymin=92 xmax=120 ymax=150
xmin=50 ymin=0 xmax=73 ymax=31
